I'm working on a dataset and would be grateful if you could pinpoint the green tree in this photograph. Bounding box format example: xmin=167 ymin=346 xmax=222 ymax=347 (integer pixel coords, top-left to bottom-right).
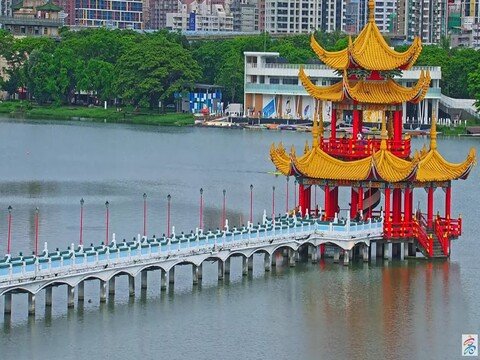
xmin=115 ymin=35 xmax=201 ymax=109
xmin=78 ymin=59 xmax=114 ymax=102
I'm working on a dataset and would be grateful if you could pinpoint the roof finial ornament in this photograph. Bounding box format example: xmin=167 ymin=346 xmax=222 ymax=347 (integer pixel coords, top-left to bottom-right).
xmin=380 ymin=110 xmax=388 ymax=151
xmin=368 ymin=0 xmax=375 ymax=22
xmin=430 ymin=114 xmax=437 ymax=150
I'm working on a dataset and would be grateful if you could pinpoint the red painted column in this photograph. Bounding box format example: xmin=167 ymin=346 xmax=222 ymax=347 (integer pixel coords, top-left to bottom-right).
xmin=404 ymin=188 xmax=411 ymax=222
xmin=385 ymin=188 xmax=391 ymax=223
xmin=331 ymin=187 xmax=339 ymax=217
xmin=393 ymin=110 xmax=403 ymax=142
xmin=445 ymin=186 xmax=451 ymax=219
xmin=330 ymin=109 xmax=337 ymax=139
xmin=427 ymin=187 xmax=434 ymax=228
xmin=299 ymin=184 xmax=305 ymax=216
xmin=353 ymin=109 xmax=360 ymax=139
xmin=305 ymin=186 xmax=311 ymax=215
xmin=358 ymin=187 xmax=364 ymax=215
xmin=324 ymin=185 xmax=330 ymax=220
xmin=393 ymin=188 xmax=402 ymax=223
xmin=350 ymin=188 xmax=359 ymax=218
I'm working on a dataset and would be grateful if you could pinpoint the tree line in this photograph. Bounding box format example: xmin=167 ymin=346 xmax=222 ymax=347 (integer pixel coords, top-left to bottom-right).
xmin=1 ymin=28 xmax=480 ymax=109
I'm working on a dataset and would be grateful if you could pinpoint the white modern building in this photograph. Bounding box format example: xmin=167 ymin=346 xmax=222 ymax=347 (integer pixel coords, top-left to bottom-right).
xmin=243 ymin=51 xmax=441 ymax=122
xmin=264 ymin=0 xmax=346 ymax=34
xmin=166 ymin=0 xmax=233 ymax=31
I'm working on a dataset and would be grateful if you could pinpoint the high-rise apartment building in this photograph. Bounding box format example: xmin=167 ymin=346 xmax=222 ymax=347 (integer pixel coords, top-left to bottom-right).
xmin=166 ymin=0 xmax=233 ymax=31
xmin=231 ymin=0 xmax=258 ymax=32
xmin=74 ymin=0 xmax=143 ymax=29
xmin=264 ymin=0 xmax=346 ymax=34
xmin=356 ymin=0 xmax=398 ymax=33
xmin=402 ymin=0 xmax=447 ymax=43
xmin=149 ymin=0 xmax=179 ymax=29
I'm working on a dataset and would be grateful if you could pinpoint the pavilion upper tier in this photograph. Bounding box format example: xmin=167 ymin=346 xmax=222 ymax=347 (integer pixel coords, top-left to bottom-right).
xmin=311 ymin=0 xmax=422 ymax=71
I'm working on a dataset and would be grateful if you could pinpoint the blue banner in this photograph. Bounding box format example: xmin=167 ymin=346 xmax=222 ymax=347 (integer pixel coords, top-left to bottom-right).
xmin=262 ymin=98 xmax=276 ymax=118
xmin=188 ymin=12 xmax=196 ymax=31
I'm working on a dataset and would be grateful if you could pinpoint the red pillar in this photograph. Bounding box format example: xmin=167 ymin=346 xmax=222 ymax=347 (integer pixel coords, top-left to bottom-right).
xmin=324 ymin=185 xmax=330 ymax=219
xmin=353 ymin=109 xmax=360 ymax=139
xmin=305 ymin=186 xmax=311 ymax=215
xmin=299 ymin=184 xmax=305 ymax=215
xmin=404 ymin=188 xmax=411 ymax=222
xmin=358 ymin=187 xmax=364 ymax=216
xmin=330 ymin=109 xmax=337 ymax=139
xmin=385 ymin=188 xmax=391 ymax=223
xmin=350 ymin=188 xmax=359 ymax=218
xmin=331 ymin=187 xmax=339 ymax=217
xmin=427 ymin=187 xmax=434 ymax=228
xmin=445 ymin=186 xmax=451 ymax=219
xmin=392 ymin=188 xmax=402 ymax=223
xmin=393 ymin=110 xmax=403 ymax=142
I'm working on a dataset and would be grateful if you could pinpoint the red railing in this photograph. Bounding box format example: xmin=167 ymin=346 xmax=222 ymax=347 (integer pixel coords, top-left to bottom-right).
xmin=433 ymin=216 xmax=462 ymax=256
xmin=322 ymin=138 xmax=411 ymax=159
xmin=383 ymin=218 xmax=433 ymax=257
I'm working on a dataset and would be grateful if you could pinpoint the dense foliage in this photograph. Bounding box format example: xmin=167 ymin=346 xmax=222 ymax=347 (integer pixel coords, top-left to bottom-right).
xmin=2 ymin=28 xmax=480 ymax=108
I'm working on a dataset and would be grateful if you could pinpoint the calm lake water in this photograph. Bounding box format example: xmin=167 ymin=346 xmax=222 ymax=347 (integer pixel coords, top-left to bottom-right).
xmin=0 ymin=118 xmax=478 ymax=360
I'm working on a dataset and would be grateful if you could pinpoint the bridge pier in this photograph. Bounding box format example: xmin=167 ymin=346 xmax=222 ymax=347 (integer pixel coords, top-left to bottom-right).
xmin=242 ymin=257 xmax=248 ymax=276
xmin=362 ymin=244 xmax=369 ymax=262
xmin=225 ymin=258 xmax=231 ymax=275
xmin=264 ymin=253 xmax=271 ymax=272
xmin=377 ymin=242 xmax=384 ymax=258
xmin=100 ymin=280 xmax=107 ymax=302
xmin=4 ymin=293 xmax=12 ymax=315
xmin=128 ymin=275 xmax=135 ymax=297
xmin=288 ymin=249 xmax=296 ymax=267
xmin=45 ymin=286 xmax=53 ymax=307
xmin=109 ymin=277 xmax=116 ymax=295
xmin=169 ymin=267 xmax=175 ymax=284
xmin=192 ymin=265 xmax=201 ymax=285
xmin=78 ymin=281 xmax=85 ymax=302
xmin=400 ymin=243 xmax=406 ymax=260
xmin=141 ymin=271 xmax=148 ymax=290
xmin=67 ymin=285 xmax=75 ymax=308
xmin=271 ymin=253 xmax=277 ymax=267
xmin=311 ymin=246 xmax=318 ymax=263
xmin=344 ymin=250 xmax=351 ymax=266
xmin=370 ymin=242 xmax=377 ymax=259
xmin=28 ymin=293 xmax=35 ymax=316
xmin=333 ymin=248 xmax=340 ymax=263
xmin=160 ymin=270 xmax=167 ymax=290
xmin=408 ymin=242 xmax=416 ymax=257
xmin=248 ymin=256 xmax=253 ymax=272
xmin=218 ymin=261 xmax=224 ymax=280
xmin=384 ymin=243 xmax=393 ymax=260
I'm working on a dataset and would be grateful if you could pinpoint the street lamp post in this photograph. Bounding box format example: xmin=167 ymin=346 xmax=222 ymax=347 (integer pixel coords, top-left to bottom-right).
xmin=222 ymin=189 xmax=226 ymax=229
xmin=143 ymin=193 xmax=147 ymax=237
xmin=286 ymin=176 xmax=289 ymax=213
xmin=167 ymin=194 xmax=171 ymax=237
xmin=272 ymin=186 xmax=276 ymax=222
xmin=34 ymin=207 xmax=39 ymax=256
xmin=7 ymin=206 xmax=12 ymax=255
xmin=250 ymin=184 xmax=253 ymax=223
xmin=79 ymin=198 xmax=84 ymax=246
xmin=105 ymin=201 xmax=109 ymax=246
xmin=199 ymin=188 xmax=204 ymax=230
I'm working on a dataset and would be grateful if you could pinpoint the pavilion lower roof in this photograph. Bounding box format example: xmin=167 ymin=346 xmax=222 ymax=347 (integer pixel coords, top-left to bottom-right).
xmin=270 ymin=142 xmax=476 ymax=183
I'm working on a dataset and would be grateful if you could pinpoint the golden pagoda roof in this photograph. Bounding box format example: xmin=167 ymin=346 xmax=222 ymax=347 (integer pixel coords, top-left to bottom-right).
xmin=299 ymin=67 xmax=431 ymax=104
xmin=311 ymin=0 xmax=422 ymax=71
xmin=269 ymin=116 xmax=476 ymax=183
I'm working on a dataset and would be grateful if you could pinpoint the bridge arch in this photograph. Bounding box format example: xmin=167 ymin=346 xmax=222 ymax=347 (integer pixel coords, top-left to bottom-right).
xmin=0 ymin=286 xmax=35 ymax=297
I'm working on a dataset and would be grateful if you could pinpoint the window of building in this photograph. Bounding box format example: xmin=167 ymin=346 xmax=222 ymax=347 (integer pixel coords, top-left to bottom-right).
xmin=283 ymin=78 xmax=298 ymax=85
xmin=270 ymin=77 xmax=280 ymax=84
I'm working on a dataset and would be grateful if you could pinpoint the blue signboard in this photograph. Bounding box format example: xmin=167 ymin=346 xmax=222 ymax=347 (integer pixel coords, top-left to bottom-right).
xmin=188 ymin=12 xmax=196 ymax=31
xmin=262 ymin=98 xmax=276 ymax=118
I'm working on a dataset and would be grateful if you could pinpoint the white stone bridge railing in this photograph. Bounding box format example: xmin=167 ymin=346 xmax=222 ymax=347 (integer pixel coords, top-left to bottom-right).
xmin=0 ymin=214 xmax=384 ymax=288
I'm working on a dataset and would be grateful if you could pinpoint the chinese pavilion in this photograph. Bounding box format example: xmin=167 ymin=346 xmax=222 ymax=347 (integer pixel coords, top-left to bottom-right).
xmin=270 ymin=0 xmax=476 ymax=258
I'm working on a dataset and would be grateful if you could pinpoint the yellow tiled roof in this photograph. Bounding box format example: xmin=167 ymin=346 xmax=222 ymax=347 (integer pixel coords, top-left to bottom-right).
xmin=299 ymin=68 xmax=431 ymax=105
xmin=310 ymin=1 xmax=422 ymax=71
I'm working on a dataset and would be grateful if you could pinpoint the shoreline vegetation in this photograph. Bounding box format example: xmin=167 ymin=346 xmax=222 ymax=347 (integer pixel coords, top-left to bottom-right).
xmin=0 ymin=101 xmax=194 ymax=126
